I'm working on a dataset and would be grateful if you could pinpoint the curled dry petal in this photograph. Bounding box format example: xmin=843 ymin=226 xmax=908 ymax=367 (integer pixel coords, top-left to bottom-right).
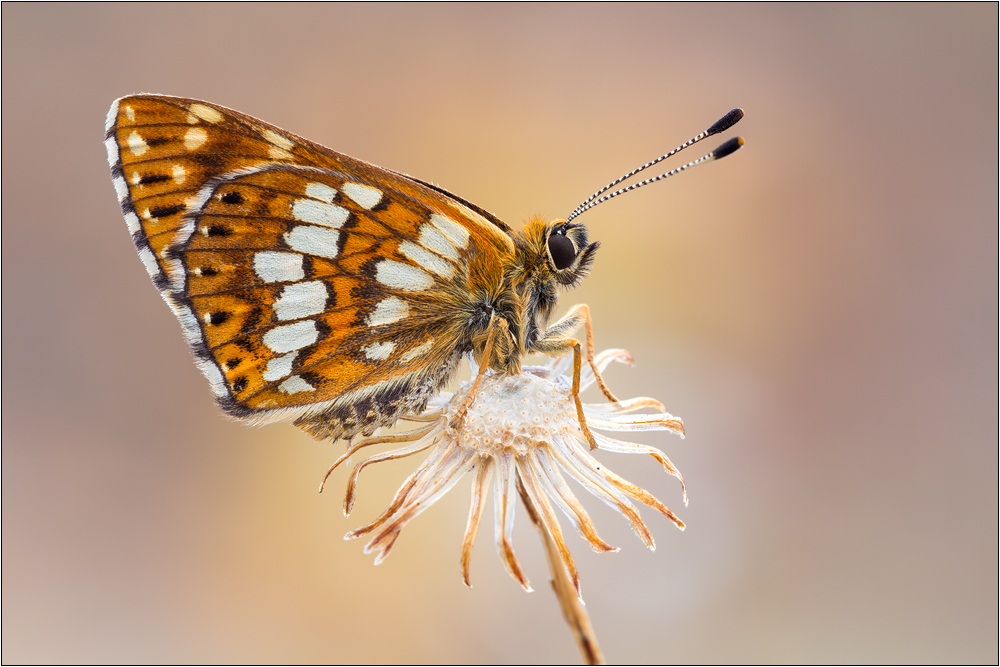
xmin=320 ymin=422 xmax=438 ymax=493
xmin=548 ymin=434 xmax=656 ymax=549
xmin=584 ymin=412 xmax=685 ymax=435
xmin=343 ymin=427 xmax=442 ymax=515
xmin=532 ymin=450 xmax=617 ymax=553
xmin=461 ymin=456 xmax=494 ymax=587
xmin=593 ymin=432 xmax=688 ymax=505
xmin=583 ymin=396 xmax=668 ymax=415
xmin=518 ymin=454 xmax=580 ymax=597
xmin=364 ymin=447 xmax=476 ymax=563
xmin=494 ymin=450 xmax=531 ymax=591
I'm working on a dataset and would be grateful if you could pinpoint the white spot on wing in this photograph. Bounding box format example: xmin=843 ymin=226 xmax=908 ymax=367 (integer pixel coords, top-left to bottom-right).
xmin=284 ymin=225 xmax=340 ymax=259
xmin=172 ymin=165 xmax=187 ymax=184
xmin=273 ymin=280 xmax=328 ymax=320
xmin=342 ymin=182 xmax=383 ymax=210
xmin=263 ymin=320 xmax=318 ymax=353
xmin=127 ymin=131 xmax=148 ymax=156
xmin=269 ymin=145 xmax=294 ymax=160
xmin=366 ymin=297 xmax=409 ymax=327
xmin=362 ymin=341 xmax=396 ymax=360
xmin=399 ymin=241 xmax=454 ymax=278
xmin=263 ymin=352 xmax=297 ymax=382
xmin=418 ymin=223 xmax=460 ymax=260
xmin=291 ymin=199 xmax=349 ymax=228
xmin=113 ymin=176 xmax=128 ymax=202
xmin=262 ymin=129 xmax=294 ymax=150
xmin=304 ymin=182 xmax=337 ymax=203
xmin=279 ymin=375 xmax=315 ymax=394
xmin=104 ymin=137 xmax=119 ymax=166
xmin=254 ymin=251 xmax=304 ymax=282
xmin=125 ymin=105 xmax=135 ymax=122
xmin=402 ymin=339 xmax=435 ymax=362
xmin=184 ymin=127 xmax=208 ymax=150
xmin=189 ymin=103 xmax=223 ymax=123
xmin=375 ymin=260 xmax=434 ymax=291
xmin=430 ymin=213 xmax=470 ymax=248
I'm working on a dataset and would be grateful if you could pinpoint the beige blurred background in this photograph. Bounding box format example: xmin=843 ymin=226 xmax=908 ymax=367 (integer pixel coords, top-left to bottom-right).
xmin=3 ymin=4 xmax=996 ymax=664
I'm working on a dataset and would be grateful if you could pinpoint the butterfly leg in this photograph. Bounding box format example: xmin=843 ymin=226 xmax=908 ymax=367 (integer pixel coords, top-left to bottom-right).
xmin=450 ymin=314 xmax=507 ymax=431
xmin=531 ymin=335 xmax=601 ymax=450
xmin=536 ymin=303 xmax=619 ymax=403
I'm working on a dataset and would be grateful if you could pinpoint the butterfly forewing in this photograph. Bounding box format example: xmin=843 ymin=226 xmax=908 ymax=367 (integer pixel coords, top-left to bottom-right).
xmin=106 ymin=95 xmax=515 ymax=438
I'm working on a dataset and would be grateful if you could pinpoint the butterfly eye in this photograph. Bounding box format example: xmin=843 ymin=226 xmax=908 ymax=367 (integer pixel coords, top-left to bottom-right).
xmin=547 ymin=230 xmax=577 ymax=270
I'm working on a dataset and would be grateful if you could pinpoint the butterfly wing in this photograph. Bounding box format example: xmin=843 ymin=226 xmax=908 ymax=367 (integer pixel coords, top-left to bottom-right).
xmin=106 ymin=95 xmax=516 ymax=439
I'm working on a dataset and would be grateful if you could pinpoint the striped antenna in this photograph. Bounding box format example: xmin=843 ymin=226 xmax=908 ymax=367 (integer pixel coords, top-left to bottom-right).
xmin=566 ymin=136 xmax=744 ymax=222
xmin=564 ymin=108 xmax=744 ymax=224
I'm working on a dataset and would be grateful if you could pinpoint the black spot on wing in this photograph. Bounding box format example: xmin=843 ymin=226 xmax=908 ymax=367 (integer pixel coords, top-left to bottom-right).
xmin=206 ymin=311 xmax=230 ymax=326
xmin=151 ymin=204 xmax=184 ymax=218
xmin=221 ymin=191 xmax=244 ymax=205
xmin=139 ymin=173 xmax=171 ymax=185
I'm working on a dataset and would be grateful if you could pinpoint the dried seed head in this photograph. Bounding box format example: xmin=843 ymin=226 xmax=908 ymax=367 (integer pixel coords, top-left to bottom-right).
xmin=325 ymin=349 xmax=687 ymax=599
xmin=448 ymin=373 xmax=576 ymax=455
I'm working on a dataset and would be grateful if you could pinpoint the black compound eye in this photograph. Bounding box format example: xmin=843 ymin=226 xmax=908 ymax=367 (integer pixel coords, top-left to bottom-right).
xmin=547 ymin=232 xmax=577 ymax=270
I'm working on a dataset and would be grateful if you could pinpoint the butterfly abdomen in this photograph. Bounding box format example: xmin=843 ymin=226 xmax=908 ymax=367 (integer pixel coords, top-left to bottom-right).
xmin=292 ymin=348 xmax=464 ymax=440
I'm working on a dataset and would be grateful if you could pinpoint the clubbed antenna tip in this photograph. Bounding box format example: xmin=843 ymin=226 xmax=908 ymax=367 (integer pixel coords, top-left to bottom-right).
xmin=712 ymin=136 xmax=744 ymax=160
xmin=706 ymin=108 xmax=745 ymax=136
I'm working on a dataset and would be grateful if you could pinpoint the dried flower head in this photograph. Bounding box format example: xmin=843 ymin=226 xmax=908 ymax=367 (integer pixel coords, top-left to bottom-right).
xmin=321 ymin=349 xmax=687 ymax=597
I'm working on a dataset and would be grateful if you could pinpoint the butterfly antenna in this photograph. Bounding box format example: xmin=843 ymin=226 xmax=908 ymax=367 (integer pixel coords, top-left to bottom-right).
xmin=565 ymin=108 xmax=744 ymax=224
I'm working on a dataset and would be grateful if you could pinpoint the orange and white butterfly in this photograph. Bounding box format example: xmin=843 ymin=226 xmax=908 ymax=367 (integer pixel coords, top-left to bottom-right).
xmin=105 ymin=95 xmax=742 ymax=443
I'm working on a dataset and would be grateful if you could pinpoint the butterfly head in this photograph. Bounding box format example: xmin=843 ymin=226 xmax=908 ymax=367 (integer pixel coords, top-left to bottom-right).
xmin=511 ymin=217 xmax=600 ymax=353
xmin=545 ymin=219 xmax=600 ymax=287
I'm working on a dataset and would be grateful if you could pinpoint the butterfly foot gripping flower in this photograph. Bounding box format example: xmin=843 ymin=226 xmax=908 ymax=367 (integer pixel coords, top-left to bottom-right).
xmin=322 ymin=349 xmax=687 ymax=597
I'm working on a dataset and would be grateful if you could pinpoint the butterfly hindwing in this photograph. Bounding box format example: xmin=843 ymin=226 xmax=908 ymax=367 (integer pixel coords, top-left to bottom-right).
xmin=106 ymin=95 xmax=516 ymax=438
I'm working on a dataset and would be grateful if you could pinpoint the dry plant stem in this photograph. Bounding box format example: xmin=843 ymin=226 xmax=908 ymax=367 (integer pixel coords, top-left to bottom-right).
xmin=518 ymin=477 xmax=605 ymax=666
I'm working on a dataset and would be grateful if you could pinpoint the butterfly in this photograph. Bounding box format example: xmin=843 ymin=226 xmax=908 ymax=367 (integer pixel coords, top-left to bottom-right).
xmin=105 ymin=95 xmax=743 ymax=444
